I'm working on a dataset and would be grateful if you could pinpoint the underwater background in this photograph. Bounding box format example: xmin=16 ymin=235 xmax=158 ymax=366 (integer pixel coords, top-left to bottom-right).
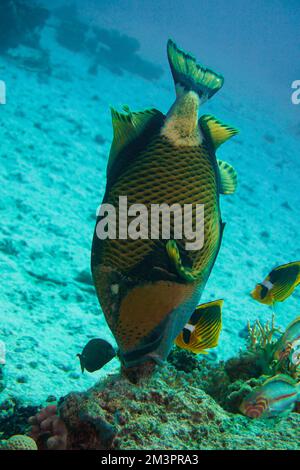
xmin=0 ymin=0 xmax=300 ymax=450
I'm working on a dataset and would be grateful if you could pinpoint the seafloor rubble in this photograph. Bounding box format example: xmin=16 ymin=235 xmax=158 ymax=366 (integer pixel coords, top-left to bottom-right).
xmin=35 ymin=362 xmax=300 ymax=450
xmin=2 ymin=315 xmax=300 ymax=450
xmin=1 ymin=352 xmax=300 ymax=450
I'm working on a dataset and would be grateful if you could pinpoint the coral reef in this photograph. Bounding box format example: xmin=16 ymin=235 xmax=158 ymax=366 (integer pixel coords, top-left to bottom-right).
xmin=87 ymin=27 xmax=163 ymax=80
xmin=53 ymin=2 xmax=163 ymax=81
xmin=27 ymin=363 xmax=300 ymax=450
xmin=245 ymin=314 xmax=282 ymax=374
xmin=0 ymin=434 xmax=37 ymax=450
xmin=29 ymin=405 xmax=68 ymax=450
xmin=0 ymin=0 xmax=49 ymax=53
xmin=0 ymin=341 xmax=5 ymax=393
xmin=168 ymin=315 xmax=300 ymax=416
xmin=0 ymin=398 xmax=40 ymax=439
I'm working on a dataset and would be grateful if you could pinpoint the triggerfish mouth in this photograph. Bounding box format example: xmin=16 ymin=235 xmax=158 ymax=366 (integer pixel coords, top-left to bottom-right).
xmin=91 ymin=39 xmax=238 ymax=369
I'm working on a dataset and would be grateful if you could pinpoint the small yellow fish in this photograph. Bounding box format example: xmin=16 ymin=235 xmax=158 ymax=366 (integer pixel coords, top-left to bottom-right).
xmin=251 ymin=261 xmax=300 ymax=306
xmin=175 ymin=299 xmax=223 ymax=354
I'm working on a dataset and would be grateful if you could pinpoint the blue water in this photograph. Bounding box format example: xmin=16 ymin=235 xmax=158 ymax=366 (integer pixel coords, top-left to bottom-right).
xmin=0 ymin=0 xmax=299 ymax=409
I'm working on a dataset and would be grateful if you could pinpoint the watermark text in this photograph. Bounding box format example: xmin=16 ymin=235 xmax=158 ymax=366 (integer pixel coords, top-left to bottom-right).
xmin=96 ymin=196 xmax=205 ymax=251
xmin=0 ymin=80 xmax=6 ymax=105
xmin=291 ymin=80 xmax=300 ymax=105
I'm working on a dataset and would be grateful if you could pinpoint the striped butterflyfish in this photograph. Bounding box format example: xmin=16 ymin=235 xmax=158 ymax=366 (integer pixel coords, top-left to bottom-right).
xmin=175 ymin=299 xmax=223 ymax=354
xmin=251 ymin=261 xmax=300 ymax=306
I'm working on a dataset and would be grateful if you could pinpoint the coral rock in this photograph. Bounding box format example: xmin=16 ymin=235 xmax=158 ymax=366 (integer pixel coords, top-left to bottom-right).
xmin=0 ymin=435 xmax=37 ymax=450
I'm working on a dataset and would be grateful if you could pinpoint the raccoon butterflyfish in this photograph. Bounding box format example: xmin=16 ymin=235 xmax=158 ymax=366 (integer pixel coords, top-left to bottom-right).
xmin=239 ymin=374 xmax=300 ymax=419
xmin=175 ymin=299 xmax=223 ymax=354
xmin=251 ymin=261 xmax=300 ymax=306
xmin=91 ymin=39 xmax=238 ymax=370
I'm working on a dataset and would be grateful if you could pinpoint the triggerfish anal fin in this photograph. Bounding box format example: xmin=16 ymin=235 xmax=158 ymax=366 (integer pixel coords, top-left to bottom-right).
xmin=200 ymin=114 xmax=239 ymax=150
xmin=167 ymin=39 xmax=224 ymax=102
xmin=175 ymin=299 xmax=223 ymax=354
xmin=217 ymin=160 xmax=238 ymax=195
xmin=108 ymin=107 xmax=164 ymax=174
xmin=166 ymin=240 xmax=203 ymax=282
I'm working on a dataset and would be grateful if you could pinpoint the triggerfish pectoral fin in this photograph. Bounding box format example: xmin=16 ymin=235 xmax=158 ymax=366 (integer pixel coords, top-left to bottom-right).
xmin=166 ymin=240 xmax=203 ymax=282
xmin=175 ymin=299 xmax=223 ymax=354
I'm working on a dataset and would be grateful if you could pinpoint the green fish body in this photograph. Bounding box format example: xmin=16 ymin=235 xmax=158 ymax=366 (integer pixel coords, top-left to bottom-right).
xmin=91 ymin=40 xmax=238 ymax=368
xmin=240 ymin=374 xmax=300 ymax=418
xmin=274 ymin=316 xmax=300 ymax=362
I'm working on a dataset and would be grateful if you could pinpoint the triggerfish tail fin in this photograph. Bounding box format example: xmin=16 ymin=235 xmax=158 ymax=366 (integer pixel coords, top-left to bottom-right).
xmin=175 ymin=299 xmax=223 ymax=354
xmin=200 ymin=115 xmax=239 ymax=150
xmin=167 ymin=39 xmax=224 ymax=103
xmin=217 ymin=160 xmax=238 ymax=195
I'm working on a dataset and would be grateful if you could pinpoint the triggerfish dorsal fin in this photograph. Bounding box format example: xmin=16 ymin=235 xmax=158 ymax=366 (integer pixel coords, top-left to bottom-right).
xmin=167 ymin=39 xmax=224 ymax=102
xmin=200 ymin=114 xmax=239 ymax=150
xmin=175 ymin=299 xmax=223 ymax=354
xmin=108 ymin=107 xmax=164 ymax=174
xmin=217 ymin=160 xmax=238 ymax=195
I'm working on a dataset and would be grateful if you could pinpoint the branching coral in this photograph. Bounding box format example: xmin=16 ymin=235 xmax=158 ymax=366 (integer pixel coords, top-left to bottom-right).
xmin=244 ymin=314 xmax=283 ymax=376
xmin=247 ymin=314 xmax=282 ymax=352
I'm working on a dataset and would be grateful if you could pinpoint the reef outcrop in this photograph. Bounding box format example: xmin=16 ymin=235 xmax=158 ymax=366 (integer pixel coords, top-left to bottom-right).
xmin=29 ymin=363 xmax=300 ymax=450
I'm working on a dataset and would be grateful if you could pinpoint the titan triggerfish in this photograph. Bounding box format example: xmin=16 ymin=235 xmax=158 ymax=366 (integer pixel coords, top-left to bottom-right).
xmin=91 ymin=39 xmax=238 ymax=372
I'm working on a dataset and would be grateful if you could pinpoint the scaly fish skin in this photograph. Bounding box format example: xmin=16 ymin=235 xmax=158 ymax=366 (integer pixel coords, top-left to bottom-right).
xmin=240 ymin=374 xmax=299 ymax=418
xmin=91 ymin=40 xmax=238 ymax=369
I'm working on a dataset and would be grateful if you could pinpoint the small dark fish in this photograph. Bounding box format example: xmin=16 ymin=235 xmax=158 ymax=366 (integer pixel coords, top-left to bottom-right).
xmin=77 ymin=338 xmax=116 ymax=373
